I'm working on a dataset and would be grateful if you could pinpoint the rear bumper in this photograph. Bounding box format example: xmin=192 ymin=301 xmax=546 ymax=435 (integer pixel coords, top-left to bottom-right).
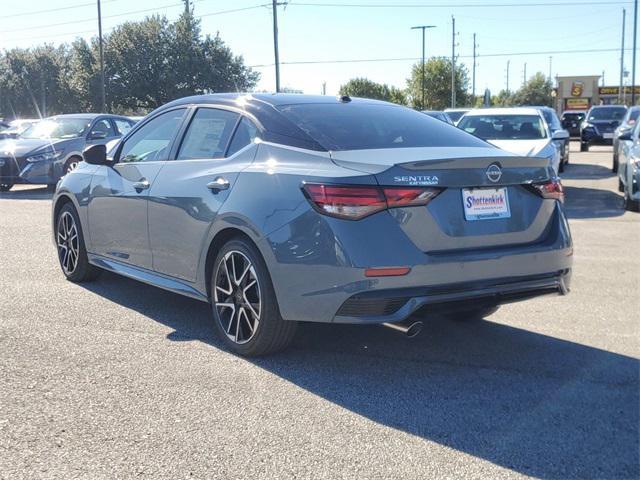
xmin=333 ymin=270 xmax=570 ymax=324
xmin=581 ymin=130 xmax=613 ymax=145
xmin=263 ymin=201 xmax=573 ymax=324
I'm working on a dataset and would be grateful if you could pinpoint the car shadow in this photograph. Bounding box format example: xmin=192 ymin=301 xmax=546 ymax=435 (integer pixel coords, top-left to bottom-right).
xmin=0 ymin=186 xmax=52 ymax=200
xmin=561 ymin=162 xmax=615 ymax=180
xmin=563 ymin=186 xmax=624 ymax=219
xmin=80 ymin=271 xmax=639 ymax=479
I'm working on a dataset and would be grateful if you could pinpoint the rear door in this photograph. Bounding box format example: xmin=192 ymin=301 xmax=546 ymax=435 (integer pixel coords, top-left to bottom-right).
xmin=148 ymin=108 xmax=259 ymax=281
xmin=331 ymin=147 xmax=555 ymax=253
xmin=88 ymin=108 xmax=187 ymax=268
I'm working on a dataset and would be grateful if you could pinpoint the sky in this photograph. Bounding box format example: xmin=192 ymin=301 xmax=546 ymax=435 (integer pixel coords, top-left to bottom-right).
xmin=0 ymin=0 xmax=637 ymax=99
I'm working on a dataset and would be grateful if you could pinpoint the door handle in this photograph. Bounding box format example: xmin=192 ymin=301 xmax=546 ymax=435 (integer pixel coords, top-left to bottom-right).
xmin=133 ymin=179 xmax=150 ymax=191
xmin=207 ymin=177 xmax=230 ymax=192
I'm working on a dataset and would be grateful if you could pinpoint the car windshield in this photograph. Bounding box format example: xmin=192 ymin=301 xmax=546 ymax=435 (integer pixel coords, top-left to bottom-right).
xmin=277 ymin=103 xmax=487 ymax=151
xmin=588 ymin=107 xmax=627 ymax=121
xmin=458 ymin=114 xmax=547 ymax=140
xmin=20 ymin=118 xmax=90 ymax=139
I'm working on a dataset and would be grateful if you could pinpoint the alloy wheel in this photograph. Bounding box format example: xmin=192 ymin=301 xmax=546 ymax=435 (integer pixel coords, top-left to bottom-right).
xmin=66 ymin=159 xmax=79 ymax=173
xmin=57 ymin=211 xmax=79 ymax=274
xmin=213 ymin=250 xmax=262 ymax=344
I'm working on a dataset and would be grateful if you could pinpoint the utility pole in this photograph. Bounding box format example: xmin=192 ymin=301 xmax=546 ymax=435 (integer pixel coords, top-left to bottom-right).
xmin=184 ymin=0 xmax=189 ymax=12
xmin=451 ymin=15 xmax=456 ymax=108
xmin=97 ymin=0 xmax=105 ymax=112
xmin=602 ymin=70 xmax=606 ymax=86
xmin=322 ymin=82 xmax=326 ymax=95
xmin=523 ymin=62 xmax=527 ymax=85
xmin=632 ymin=0 xmax=638 ymax=105
xmin=506 ymin=60 xmax=510 ymax=93
xmin=411 ymin=25 xmax=436 ymax=109
xmin=272 ymin=0 xmax=281 ymax=93
xmin=472 ymin=33 xmax=477 ymax=103
xmin=548 ymin=56 xmax=553 ymax=81
xmin=620 ymin=8 xmax=626 ymax=102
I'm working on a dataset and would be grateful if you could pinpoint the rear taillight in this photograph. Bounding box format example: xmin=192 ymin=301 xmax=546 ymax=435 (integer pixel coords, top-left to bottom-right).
xmin=528 ymin=178 xmax=564 ymax=203
xmin=302 ymin=183 xmax=442 ymax=220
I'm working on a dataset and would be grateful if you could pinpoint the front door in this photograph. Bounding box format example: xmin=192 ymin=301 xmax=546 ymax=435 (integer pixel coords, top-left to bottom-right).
xmin=87 ymin=109 xmax=188 ymax=269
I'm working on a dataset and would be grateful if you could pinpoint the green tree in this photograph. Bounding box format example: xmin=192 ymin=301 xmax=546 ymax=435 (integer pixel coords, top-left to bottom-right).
xmin=492 ymin=89 xmax=515 ymax=107
xmin=511 ymin=72 xmax=553 ymax=106
xmin=406 ymin=57 xmax=470 ymax=110
xmin=339 ymin=77 xmax=407 ymax=105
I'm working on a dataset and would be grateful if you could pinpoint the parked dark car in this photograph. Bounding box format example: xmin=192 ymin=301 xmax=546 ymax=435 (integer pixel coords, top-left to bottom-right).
xmin=613 ymin=106 xmax=640 ymax=172
xmin=580 ymin=105 xmax=627 ymax=152
xmin=0 ymin=113 xmax=135 ymax=191
xmin=561 ymin=110 xmax=586 ymax=137
xmin=534 ymin=106 xmax=570 ymax=171
xmin=422 ymin=110 xmax=454 ymax=124
xmin=0 ymin=119 xmax=39 ymax=140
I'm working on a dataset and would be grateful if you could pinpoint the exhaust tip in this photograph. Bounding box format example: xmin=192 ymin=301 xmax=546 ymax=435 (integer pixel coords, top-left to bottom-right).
xmin=382 ymin=320 xmax=423 ymax=338
xmin=405 ymin=321 xmax=423 ymax=338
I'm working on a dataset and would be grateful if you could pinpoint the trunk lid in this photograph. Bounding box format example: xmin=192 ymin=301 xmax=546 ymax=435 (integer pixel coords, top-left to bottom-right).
xmin=330 ymin=147 xmax=556 ymax=253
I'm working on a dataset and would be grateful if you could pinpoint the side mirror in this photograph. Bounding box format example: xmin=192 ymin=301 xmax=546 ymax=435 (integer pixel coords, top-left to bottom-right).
xmin=90 ymin=131 xmax=107 ymax=140
xmin=619 ymin=130 xmax=633 ymax=141
xmin=552 ymin=129 xmax=569 ymax=140
xmin=83 ymin=144 xmax=109 ymax=165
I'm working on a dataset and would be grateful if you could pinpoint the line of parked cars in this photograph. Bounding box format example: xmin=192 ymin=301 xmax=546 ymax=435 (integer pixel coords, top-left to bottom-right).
xmin=0 ymin=114 xmax=138 ymax=191
xmin=424 ymin=106 xmax=569 ymax=173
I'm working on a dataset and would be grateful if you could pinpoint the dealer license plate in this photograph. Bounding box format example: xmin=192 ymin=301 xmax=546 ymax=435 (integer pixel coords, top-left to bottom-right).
xmin=462 ymin=187 xmax=511 ymax=221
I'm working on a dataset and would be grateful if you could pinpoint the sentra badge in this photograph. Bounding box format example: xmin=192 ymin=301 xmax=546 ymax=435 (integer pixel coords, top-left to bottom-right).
xmin=393 ymin=175 xmax=439 ymax=186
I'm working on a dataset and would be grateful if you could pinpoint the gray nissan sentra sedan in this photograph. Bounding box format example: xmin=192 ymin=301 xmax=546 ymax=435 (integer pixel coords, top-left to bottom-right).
xmin=52 ymin=93 xmax=573 ymax=356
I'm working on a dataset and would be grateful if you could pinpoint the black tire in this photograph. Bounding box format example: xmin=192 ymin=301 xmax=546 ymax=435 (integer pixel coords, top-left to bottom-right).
xmin=0 ymin=183 xmax=13 ymax=192
xmin=612 ymin=154 xmax=619 ymax=173
xmin=624 ymin=190 xmax=640 ymax=212
xmin=444 ymin=305 xmax=500 ymax=322
xmin=618 ymin=178 xmax=624 ymax=193
xmin=64 ymin=156 xmax=82 ymax=175
xmin=210 ymin=237 xmax=297 ymax=356
xmin=55 ymin=203 xmax=102 ymax=282
xmin=559 ymin=160 xmax=565 ymax=173
xmin=580 ymin=142 xmax=589 ymax=152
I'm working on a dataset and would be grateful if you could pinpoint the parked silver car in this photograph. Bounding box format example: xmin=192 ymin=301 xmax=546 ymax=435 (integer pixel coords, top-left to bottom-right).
xmin=613 ymin=106 xmax=640 ymax=173
xmin=617 ymin=121 xmax=640 ymax=211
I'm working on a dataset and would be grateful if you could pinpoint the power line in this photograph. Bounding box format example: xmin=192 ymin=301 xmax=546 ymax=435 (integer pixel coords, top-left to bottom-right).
xmin=2 ymin=3 xmax=270 ymax=43
xmin=2 ymin=0 xmax=121 ymax=19
xmin=248 ymin=47 xmax=638 ymax=68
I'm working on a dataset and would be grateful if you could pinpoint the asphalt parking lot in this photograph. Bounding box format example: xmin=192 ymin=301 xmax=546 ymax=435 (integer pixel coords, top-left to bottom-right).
xmin=1 ymin=142 xmax=638 ymax=479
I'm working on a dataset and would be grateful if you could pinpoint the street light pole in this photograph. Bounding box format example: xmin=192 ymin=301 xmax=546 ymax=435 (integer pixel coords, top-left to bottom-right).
xmin=411 ymin=25 xmax=436 ymax=109
xmin=97 ymin=0 xmax=105 ymax=112
xmin=272 ymin=0 xmax=281 ymax=93
xmin=632 ymin=0 xmax=638 ymax=105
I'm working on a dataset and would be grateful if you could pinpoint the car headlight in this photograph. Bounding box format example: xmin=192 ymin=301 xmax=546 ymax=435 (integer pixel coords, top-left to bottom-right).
xmin=26 ymin=151 xmax=64 ymax=162
xmin=582 ymin=122 xmax=594 ymax=129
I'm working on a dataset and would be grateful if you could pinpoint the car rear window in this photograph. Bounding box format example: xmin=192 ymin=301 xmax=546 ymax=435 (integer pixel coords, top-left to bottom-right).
xmin=276 ymin=103 xmax=487 ymax=151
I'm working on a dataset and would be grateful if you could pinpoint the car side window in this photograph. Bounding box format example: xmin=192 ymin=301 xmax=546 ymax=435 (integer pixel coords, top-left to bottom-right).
xmin=227 ymin=117 xmax=259 ymax=157
xmin=177 ymin=108 xmax=239 ymax=160
xmin=119 ymin=109 xmax=186 ymax=163
xmin=114 ymin=119 xmax=134 ymax=136
xmin=91 ymin=119 xmax=116 ymax=138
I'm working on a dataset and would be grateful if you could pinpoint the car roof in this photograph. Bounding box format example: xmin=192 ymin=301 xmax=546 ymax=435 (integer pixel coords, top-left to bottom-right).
xmin=164 ymin=93 xmax=391 ymax=109
xmin=444 ymin=108 xmax=470 ymax=112
xmin=44 ymin=113 xmax=130 ymax=120
xmin=561 ymin=110 xmax=586 ymax=114
xmin=589 ymin=104 xmax=627 ymax=109
xmin=463 ymin=107 xmax=542 ymax=116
